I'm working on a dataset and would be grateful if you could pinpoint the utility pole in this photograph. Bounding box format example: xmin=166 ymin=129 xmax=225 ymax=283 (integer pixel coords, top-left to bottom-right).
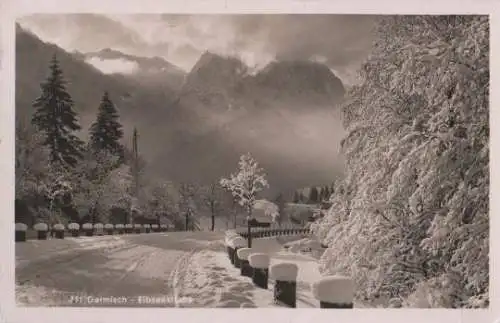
xmin=131 ymin=127 xmax=139 ymax=224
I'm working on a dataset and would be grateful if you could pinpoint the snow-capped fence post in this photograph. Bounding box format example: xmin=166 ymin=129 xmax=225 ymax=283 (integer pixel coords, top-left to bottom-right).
xmin=34 ymin=223 xmax=48 ymax=240
xmin=104 ymin=223 xmax=114 ymax=235
xmin=311 ymin=276 xmax=354 ymax=308
xmin=270 ymin=263 xmax=298 ymax=308
xmin=115 ymin=224 xmax=124 ymax=234
xmin=82 ymin=223 xmax=94 ymax=236
xmin=125 ymin=223 xmax=133 ymax=234
xmin=68 ymin=223 xmax=80 ymax=237
xmin=53 ymin=223 xmax=65 ymax=239
xmin=15 ymin=223 xmax=28 ymax=242
xmin=94 ymin=223 xmax=104 ymax=236
xmin=248 ymin=253 xmax=270 ymax=289
xmin=231 ymin=237 xmax=247 ymax=268
xmin=236 ymin=248 xmax=254 ymax=277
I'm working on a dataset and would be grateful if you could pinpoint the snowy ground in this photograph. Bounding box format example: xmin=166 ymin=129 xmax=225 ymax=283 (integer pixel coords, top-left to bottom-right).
xmin=16 ymin=232 xmax=222 ymax=307
xmin=176 ymin=236 xmax=328 ymax=308
xmin=16 ymin=232 xmax=365 ymax=308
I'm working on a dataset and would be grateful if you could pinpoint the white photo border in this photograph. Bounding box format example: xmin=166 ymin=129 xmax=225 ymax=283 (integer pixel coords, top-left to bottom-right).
xmin=0 ymin=1 xmax=498 ymax=323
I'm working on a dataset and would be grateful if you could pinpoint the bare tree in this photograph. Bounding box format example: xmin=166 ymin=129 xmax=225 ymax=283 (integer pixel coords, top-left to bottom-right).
xmin=202 ymin=182 xmax=224 ymax=231
xmin=178 ymin=182 xmax=198 ymax=231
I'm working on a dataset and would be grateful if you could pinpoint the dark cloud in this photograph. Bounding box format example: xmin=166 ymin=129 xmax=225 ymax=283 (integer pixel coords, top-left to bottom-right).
xmin=18 ymin=14 xmax=377 ymax=83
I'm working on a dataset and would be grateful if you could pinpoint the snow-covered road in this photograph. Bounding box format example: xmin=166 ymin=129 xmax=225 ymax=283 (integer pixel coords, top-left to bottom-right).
xmin=15 ymin=232 xmax=223 ymax=307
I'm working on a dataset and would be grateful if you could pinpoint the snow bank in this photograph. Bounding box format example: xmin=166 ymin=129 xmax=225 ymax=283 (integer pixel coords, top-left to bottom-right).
xmin=33 ymin=223 xmax=48 ymax=231
xmin=236 ymin=248 xmax=254 ymax=261
xmin=52 ymin=223 xmax=65 ymax=231
xmin=68 ymin=223 xmax=79 ymax=230
xmin=82 ymin=223 xmax=93 ymax=230
xmin=311 ymin=275 xmax=354 ymax=304
xmin=249 ymin=253 xmax=270 ymax=269
xmin=15 ymin=223 xmax=28 ymax=231
xmin=270 ymin=263 xmax=298 ymax=281
xmin=104 ymin=224 xmax=114 ymax=229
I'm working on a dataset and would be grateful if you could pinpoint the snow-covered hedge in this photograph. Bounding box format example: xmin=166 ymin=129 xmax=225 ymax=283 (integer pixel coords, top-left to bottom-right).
xmin=248 ymin=253 xmax=270 ymax=269
xmin=151 ymin=224 xmax=159 ymax=229
xmin=104 ymin=224 xmax=114 ymax=229
xmin=236 ymin=248 xmax=253 ymax=261
xmin=311 ymin=276 xmax=354 ymax=304
xmin=115 ymin=224 xmax=124 ymax=229
xmin=82 ymin=223 xmax=93 ymax=230
xmin=52 ymin=223 xmax=65 ymax=231
xmin=270 ymin=263 xmax=299 ymax=281
xmin=93 ymin=223 xmax=104 ymax=229
xmin=15 ymin=223 xmax=28 ymax=231
xmin=143 ymin=224 xmax=151 ymax=229
xmin=125 ymin=224 xmax=133 ymax=229
xmin=33 ymin=223 xmax=48 ymax=231
xmin=68 ymin=223 xmax=80 ymax=230
xmin=134 ymin=224 xmax=142 ymax=229
xmin=160 ymin=224 xmax=168 ymax=229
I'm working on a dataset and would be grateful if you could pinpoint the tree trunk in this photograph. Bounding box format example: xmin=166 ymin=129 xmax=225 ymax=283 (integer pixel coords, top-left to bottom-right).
xmin=211 ymin=204 xmax=215 ymax=232
xmin=185 ymin=212 xmax=189 ymax=231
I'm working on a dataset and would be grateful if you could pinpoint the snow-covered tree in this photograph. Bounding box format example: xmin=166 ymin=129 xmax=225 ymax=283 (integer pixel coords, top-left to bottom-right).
xmin=220 ymin=153 xmax=269 ymax=218
xmin=177 ymin=182 xmax=198 ymax=230
xmin=72 ymin=149 xmax=134 ymax=223
xmin=311 ymin=15 xmax=488 ymax=308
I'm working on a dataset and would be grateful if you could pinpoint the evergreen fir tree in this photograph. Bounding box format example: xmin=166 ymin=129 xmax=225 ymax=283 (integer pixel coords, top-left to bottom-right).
xmin=308 ymin=187 xmax=319 ymax=204
xmin=89 ymin=91 xmax=124 ymax=160
xmin=318 ymin=186 xmax=325 ymax=201
xmin=32 ymin=54 xmax=83 ymax=167
xmin=323 ymin=185 xmax=330 ymax=201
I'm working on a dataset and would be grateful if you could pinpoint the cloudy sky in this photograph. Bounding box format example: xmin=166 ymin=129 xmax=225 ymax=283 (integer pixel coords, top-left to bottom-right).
xmin=18 ymin=14 xmax=377 ymax=85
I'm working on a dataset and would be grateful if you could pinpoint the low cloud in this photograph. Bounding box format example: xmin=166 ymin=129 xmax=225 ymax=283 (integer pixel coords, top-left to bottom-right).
xmin=86 ymin=57 xmax=139 ymax=75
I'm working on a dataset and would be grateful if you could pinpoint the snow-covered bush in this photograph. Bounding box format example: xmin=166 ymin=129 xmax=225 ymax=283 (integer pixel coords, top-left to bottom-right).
xmin=15 ymin=223 xmax=28 ymax=231
xmin=151 ymin=224 xmax=159 ymax=229
xmin=33 ymin=223 xmax=48 ymax=231
xmin=270 ymin=263 xmax=298 ymax=281
xmin=248 ymin=253 xmax=270 ymax=269
xmin=115 ymin=224 xmax=124 ymax=229
xmin=134 ymin=224 xmax=142 ymax=229
xmin=125 ymin=224 xmax=133 ymax=229
xmin=52 ymin=223 xmax=65 ymax=231
xmin=311 ymin=276 xmax=354 ymax=305
xmin=68 ymin=223 xmax=80 ymax=230
xmin=143 ymin=224 xmax=151 ymax=229
xmin=93 ymin=223 xmax=104 ymax=229
xmin=82 ymin=223 xmax=93 ymax=230
xmin=236 ymin=248 xmax=253 ymax=261
xmin=312 ymin=16 xmax=489 ymax=307
xmin=104 ymin=224 xmax=114 ymax=229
